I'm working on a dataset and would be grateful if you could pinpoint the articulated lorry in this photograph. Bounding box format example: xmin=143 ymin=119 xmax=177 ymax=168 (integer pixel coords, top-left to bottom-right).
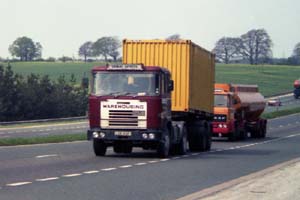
xmin=293 ymin=79 xmax=300 ymax=99
xmin=87 ymin=39 xmax=215 ymax=157
xmin=213 ymin=83 xmax=267 ymax=140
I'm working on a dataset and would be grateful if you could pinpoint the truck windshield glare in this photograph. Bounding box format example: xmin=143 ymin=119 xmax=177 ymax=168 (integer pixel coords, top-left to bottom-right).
xmin=92 ymin=72 xmax=160 ymax=96
xmin=214 ymin=95 xmax=228 ymax=107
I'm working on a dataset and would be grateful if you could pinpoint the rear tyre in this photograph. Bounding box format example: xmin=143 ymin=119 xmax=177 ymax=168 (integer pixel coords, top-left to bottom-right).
xmin=177 ymin=126 xmax=188 ymax=155
xmin=229 ymin=129 xmax=239 ymax=141
xmin=239 ymin=130 xmax=246 ymax=140
xmin=93 ymin=139 xmax=107 ymax=156
xmin=205 ymin=130 xmax=212 ymax=151
xmin=188 ymin=122 xmax=207 ymax=152
xmin=157 ymin=129 xmax=171 ymax=158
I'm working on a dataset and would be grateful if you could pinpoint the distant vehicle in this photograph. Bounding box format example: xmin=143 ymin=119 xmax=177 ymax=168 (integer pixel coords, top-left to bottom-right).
xmin=87 ymin=40 xmax=215 ymax=158
xmin=213 ymin=83 xmax=267 ymax=141
xmin=294 ymin=79 xmax=300 ymax=99
xmin=267 ymin=98 xmax=282 ymax=106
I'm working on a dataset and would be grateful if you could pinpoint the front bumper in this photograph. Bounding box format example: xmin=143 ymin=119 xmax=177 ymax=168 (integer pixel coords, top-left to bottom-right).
xmin=212 ymin=122 xmax=233 ymax=136
xmin=87 ymin=128 xmax=162 ymax=143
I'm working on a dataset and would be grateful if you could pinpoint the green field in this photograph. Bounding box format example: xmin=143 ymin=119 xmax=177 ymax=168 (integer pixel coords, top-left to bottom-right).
xmin=216 ymin=64 xmax=300 ymax=96
xmin=4 ymin=61 xmax=107 ymax=83
xmin=2 ymin=62 xmax=300 ymax=96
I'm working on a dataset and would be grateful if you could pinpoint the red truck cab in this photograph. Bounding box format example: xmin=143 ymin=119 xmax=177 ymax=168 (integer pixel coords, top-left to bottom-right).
xmin=87 ymin=64 xmax=177 ymax=157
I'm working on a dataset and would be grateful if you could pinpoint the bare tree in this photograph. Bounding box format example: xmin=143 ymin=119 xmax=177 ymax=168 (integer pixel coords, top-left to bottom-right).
xmin=213 ymin=37 xmax=242 ymax=64
xmin=293 ymin=42 xmax=300 ymax=57
xmin=240 ymin=29 xmax=273 ymax=64
xmin=166 ymin=34 xmax=181 ymax=40
xmin=78 ymin=41 xmax=94 ymax=62
xmin=93 ymin=37 xmax=121 ymax=62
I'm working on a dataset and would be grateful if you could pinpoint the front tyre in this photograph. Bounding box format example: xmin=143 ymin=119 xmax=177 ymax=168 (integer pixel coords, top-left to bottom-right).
xmin=93 ymin=139 xmax=107 ymax=156
xmin=157 ymin=130 xmax=171 ymax=158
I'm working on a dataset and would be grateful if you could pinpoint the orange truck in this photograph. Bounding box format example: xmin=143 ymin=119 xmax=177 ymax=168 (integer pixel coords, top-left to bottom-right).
xmin=213 ymin=83 xmax=267 ymax=140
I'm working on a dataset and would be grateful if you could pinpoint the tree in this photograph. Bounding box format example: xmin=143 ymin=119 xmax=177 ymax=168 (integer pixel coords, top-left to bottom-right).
xmin=293 ymin=42 xmax=300 ymax=57
xmin=78 ymin=41 xmax=94 ymax=62
xmin=213 ymin=37 xmax=242 ymax=64
xmin=8 ymin=36 xmax=42 ymax=61
xmin=93 ymin=37 xmax=121 ymax=62
xmin=166 ymin=34 xmax=181 ymax=40
xmin=240 ymin=29 xmax=273 ymax=65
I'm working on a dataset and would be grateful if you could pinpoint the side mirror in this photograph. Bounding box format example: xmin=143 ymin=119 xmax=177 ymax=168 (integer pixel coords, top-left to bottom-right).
xmin=168 ymin=80 xmax=174 ymax=92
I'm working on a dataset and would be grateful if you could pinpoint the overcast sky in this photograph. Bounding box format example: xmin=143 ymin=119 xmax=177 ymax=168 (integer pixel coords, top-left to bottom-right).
xmin=1 ymin=0 xmax=299 ymax=58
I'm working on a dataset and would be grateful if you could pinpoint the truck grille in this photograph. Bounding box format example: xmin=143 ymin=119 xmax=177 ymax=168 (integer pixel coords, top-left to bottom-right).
xmin=108 ymin=110 xmax=140 ymax=127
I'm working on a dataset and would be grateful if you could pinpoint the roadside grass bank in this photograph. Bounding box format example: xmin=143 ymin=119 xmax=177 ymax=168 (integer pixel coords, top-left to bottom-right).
xmin=262 ymin=107 xmax=300 ymax=119
xmin=0 ymin=133 xmax=86 ymax=146
xmin=0 ymin=119 xmax=87 ymax=129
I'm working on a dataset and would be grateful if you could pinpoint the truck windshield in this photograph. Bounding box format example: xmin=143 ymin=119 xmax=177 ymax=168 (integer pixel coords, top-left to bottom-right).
xmin=92 ymin=72 xmax=160 ymax=96
xmin=214 ymin=94 xmax=228 ymax=107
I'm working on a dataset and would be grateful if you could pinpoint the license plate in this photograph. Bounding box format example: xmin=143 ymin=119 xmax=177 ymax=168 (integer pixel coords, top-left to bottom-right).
xmin=114 ymin=131 xmax=132 ymax=137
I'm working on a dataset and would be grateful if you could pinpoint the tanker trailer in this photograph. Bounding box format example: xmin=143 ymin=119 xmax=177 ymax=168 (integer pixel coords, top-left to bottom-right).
xmin=213 ymin=83 xmax=267 ymax=141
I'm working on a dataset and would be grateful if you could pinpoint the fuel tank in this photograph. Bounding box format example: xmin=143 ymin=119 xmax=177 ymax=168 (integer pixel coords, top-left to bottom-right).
xmin=231 ymin=84 xmax=266 ymax=122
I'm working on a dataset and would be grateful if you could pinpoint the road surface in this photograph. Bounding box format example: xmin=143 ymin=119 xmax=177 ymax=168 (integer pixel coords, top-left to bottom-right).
xmin=0 ymin=114 xmax=300 ymax=199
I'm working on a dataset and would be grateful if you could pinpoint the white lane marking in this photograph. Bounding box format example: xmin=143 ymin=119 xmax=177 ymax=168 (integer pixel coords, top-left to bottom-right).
xmin=6 ymin=182 xmax=32 ymax=187
xmin=182 ymin=155 xmax=189 ymax=158
xmin=191 ymin=153 xmax=200 ymax=156
xmin=134 ymin=162 xmax=147 ymax=166
xmin=160 ymin=158 xmax=170 ymax=162
xmin=36 ymin=154 xmax=58 ymax=159
xmin=101 ymin=168 xmax=117 ymax=171
xmin=119 ymin=165 xmax=133 ymax=168
xmin=62 ymin=173 xmax=82 ymax=177
xmin=279 ymin=125 xmax=283 ymax=128
xmin=36 ymin=177 xmax=59 ymax=182
xmin=172 ymin=157 xmax=180 ymax=159
xmin=148 ymin=160 xmax=159 ymax=163
xmin=83 ymin=170 xmax=99 ymax=174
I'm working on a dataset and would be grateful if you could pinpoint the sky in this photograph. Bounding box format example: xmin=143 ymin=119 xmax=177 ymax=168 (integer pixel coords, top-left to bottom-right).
xmin=0 ymin=0 xmax=299 ymax=59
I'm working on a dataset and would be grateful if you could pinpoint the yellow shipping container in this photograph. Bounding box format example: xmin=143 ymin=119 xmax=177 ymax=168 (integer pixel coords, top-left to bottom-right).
xmin=123 ymin=39 xmax=215 ymax=114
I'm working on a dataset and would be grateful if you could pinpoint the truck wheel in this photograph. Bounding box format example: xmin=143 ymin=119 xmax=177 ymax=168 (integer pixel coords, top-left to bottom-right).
xmin=93 ymin=139 xmax=107 ymax=156
xmin=250 ymin=130 xmax=259 ymax=138
xmin=229 ymin=124 xmax=239 ymax=141
xmin=177 ymin=126 xmax=188 ymax=155
xmin=205 ymin=130 xmax=212 ymax=151
xmin=239 ymin=130 xmax=246 ymax=140
xmin=157 ymin=130 xmax=170 ymax=158
xmin=199 ymin=127 xmax=207 ymax=151
xmin=229 ymin=130 xmax=238 ymax=141
xmin=188 ymin=122 xmax=207 ymax=152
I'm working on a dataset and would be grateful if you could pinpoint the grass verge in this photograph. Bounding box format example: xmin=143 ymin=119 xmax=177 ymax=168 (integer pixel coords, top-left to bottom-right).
xmin=262 ymin=107 xmax=300 ymax=119
xmin=0 ymin=133 xmax=86 ymax=146
xmin=0 ymin=119 xmax=87 ymax=129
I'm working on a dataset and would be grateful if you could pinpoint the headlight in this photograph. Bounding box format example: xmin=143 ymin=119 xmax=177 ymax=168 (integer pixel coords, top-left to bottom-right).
xmin=99 ymin=132 xmax=105 ymax=138
xmin=218 ymin=124 xmax=223 ymax=128
xmin=142 ymin=133 xmax=148 ymax=139
xmin=149 ymin=133 xmax=155 ymax=139
xmin=93 ymin=132 xmax=99 ymax=138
